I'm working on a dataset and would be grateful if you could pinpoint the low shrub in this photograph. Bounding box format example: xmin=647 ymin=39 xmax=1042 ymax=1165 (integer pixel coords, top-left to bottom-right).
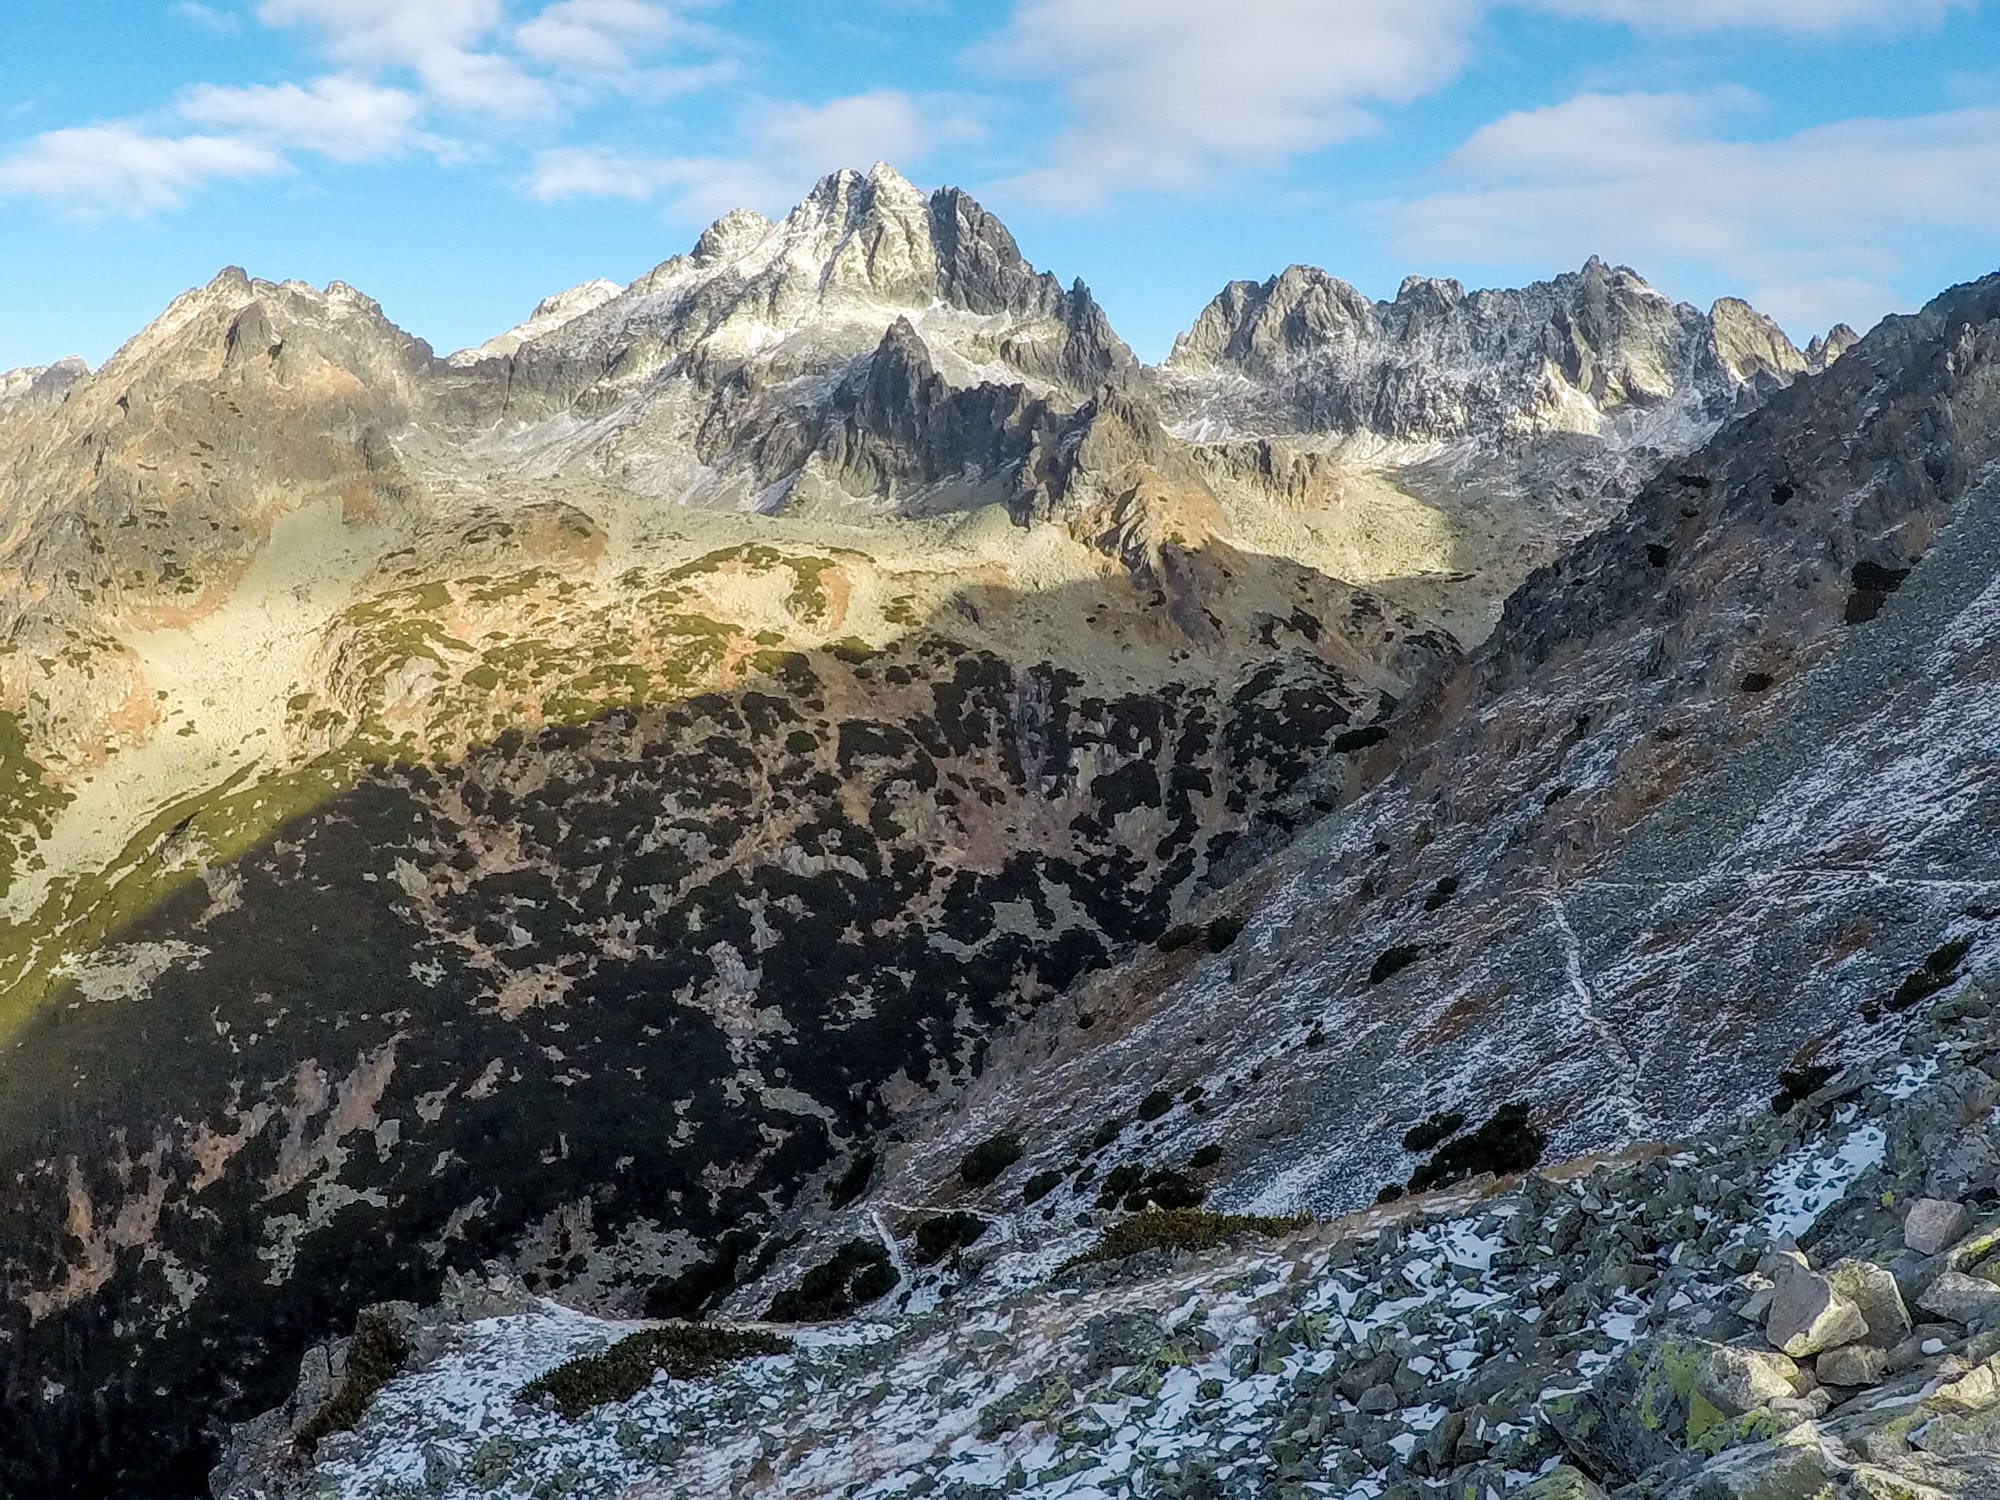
xmin=1888 ymin=937 xmax=1973 ymax=1013
xmin=765 ymin=1239 xmax=899 ymax=1322
xmin=1369 ymin=945 xmax=1424 ymax=985
xmin=911 ymin=1212 xmax=987 ymax=1266
xmin=1401 ymin=1110 xmax=1467 ymax=1154
xmin=1203 ymin=915 xmax=1246 ymax=952
xmin=1066 ymin=1209 xmax=1312 ymax=1267
xmin=296 ymin=1308 xmax=409 ymax=1455
xmin=1406 ymin=1103 xmax=1546 ymax=1193
xmin=1095 ymin=1162 xmax=1204 ymax=1213
xmin=828 ymin=1150 xmax=875 ymax=1209
xmin=520 ymin=1324 xmax=790 ymax=1419
xmin=1137 ymin=1089 xmax=1173 ymax=1122
xmin=1022 ymin=1170 xmax=1063 ymax=1204
xmin=958 ymin=1131 xmax=1023 ymax=1187
xmin=1770 ymin=1064 xmax=1839 ymax=1114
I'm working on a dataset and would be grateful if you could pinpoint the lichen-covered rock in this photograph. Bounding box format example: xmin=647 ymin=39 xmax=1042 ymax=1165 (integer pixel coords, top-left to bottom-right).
xmin=1765 ymin=1272 xmax=1869 ymax=1358
xmin=1828 ymin=1259 xmax=1913 ymax=1347
xmin=1918 ymin=1272 xmax=2000 ymax=1330
xmin=1695 ymin=1346 xmax=1803 ymax=1417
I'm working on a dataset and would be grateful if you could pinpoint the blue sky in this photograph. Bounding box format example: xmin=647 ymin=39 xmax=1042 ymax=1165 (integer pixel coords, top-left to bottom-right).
xmin=3 ymin=0 xmax=1998 ymax=371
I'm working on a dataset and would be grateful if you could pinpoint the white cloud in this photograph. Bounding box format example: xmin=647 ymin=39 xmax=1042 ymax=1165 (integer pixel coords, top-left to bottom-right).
xmin=531 ymin=143 xmax=672 ymax=200
xmin=516 ymin=0 xmax=737 ymax=99
xmin=257 ymin=0 xmax=557 ymax=119
xmin=1380 ymin=92 xmax=2000 ymax=333
xmin=980 ymin=0 xmax=1480 ymax=207
xmin=531 ymin=90 xmax=981 ymax=222
xmin=973 ymin=0 xmax=1985 ymax=208
xmin=179 ymin=75 xmax=421 ymax=161
xmin=256 ymin=0 xmax=501 ymax=66
xmin=172 ymin=2 xmax=241 ymax=32
xmin=0 ymin=124 xmax=284 ymax=216
xmin=1529 ymin=0 xmax=1970 ymax=33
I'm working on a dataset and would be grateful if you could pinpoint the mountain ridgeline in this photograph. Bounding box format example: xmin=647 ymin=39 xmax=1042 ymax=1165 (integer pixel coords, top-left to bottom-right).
xmin=0 ymin=162 xmax=1976 ymax=1499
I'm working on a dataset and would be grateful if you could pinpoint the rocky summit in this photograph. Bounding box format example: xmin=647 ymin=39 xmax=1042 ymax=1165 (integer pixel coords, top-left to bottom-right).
xmin=0 ymin=163 xmax=1992 ymax=1500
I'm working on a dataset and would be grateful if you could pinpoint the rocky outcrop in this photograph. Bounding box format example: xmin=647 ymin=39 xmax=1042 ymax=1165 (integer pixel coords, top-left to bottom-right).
xmin=0 ymin=355 xmax=87 ymax=419
xmin=446 ymin=279 xmax=623 ymax=367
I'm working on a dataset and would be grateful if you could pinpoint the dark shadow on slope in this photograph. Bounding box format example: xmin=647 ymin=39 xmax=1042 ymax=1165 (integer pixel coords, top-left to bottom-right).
xmin=0 ymin=554 xmax=1426 ymax=1499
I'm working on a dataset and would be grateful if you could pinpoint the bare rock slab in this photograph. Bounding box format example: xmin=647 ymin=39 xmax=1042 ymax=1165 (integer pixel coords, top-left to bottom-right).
xmin=1905 ymin=1199 xmax=1973 ymax=1257
xmin=1815 ymin=1343 xmax=1889 ymax=1388
xmin=1919 ymin=1272 xmax=2000 ymax=1330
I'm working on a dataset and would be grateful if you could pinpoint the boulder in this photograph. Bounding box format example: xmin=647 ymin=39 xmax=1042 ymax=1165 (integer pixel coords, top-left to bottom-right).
xmin=1669 ymin=1431 xmax=1835 ymax=1500
xmin=1695 ymin=1346 xmax=1802 ymax=1416
xmin=1905 ymin=1199 xmax=1974 ymax=1257
xmin=1356 ymin=1383 xmax=1398 ymax=1413
xmin=1814 ymin=1343 xmax=1889 ymax=1388
xmin=1765 ymin=1272 xmax=1869 ymax=1357
xmin=1827 ymin=1259 xmax=1912 ymax=1346
xmin=1925 ymin=1355 xmax=2000 ymax=1414
xmin=1919 ymin=1271 xmax=2000 ymax=1330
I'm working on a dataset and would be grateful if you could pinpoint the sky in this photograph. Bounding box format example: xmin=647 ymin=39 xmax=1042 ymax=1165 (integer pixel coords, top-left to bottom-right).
xmin=2 ymin=1 xmax=1999 ymax=371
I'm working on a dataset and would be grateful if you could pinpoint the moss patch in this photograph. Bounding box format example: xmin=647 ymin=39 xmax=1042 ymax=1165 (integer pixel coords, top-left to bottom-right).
xmin=520 ymin=1324 xmax=790 ymax=1420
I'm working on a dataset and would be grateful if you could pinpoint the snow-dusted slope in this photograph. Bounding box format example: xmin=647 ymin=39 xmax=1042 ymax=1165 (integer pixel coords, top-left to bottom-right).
xmin=446 ymin=278 xmax=622 ymax=366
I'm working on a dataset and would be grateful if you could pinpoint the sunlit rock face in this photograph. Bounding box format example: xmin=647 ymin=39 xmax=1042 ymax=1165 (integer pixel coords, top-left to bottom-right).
xmin=0 ymin=160 xmax=1882 ymax=1498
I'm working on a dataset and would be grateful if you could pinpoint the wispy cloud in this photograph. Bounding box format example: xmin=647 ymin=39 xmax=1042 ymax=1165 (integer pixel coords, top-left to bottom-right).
xmin=531 ymin=90 xmax=983 ymax=222
xmin=0 ymin=0 xmax=739 ymax=217
xmin=1532 ymin=0 xmax=1972 ymax=35
xmin=1379 ymin=91 xmax=2000 ymax=333
xmin=973 ymin=0 xmax=1983 ymax=210
xmin=257 ymin=0 xmax=558 ymax=120
xmin=178 ymin=76 xmax=422 ymax=162
xmin=171 ymin=2 xmax=242 ymax=33
xmin=978 ymin=0 xmax=1479 ymax=209
xmin=515 ymin=0 xmax=737 ymax=98
xmin=0 ymin=125 xmax=285 ymax=216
